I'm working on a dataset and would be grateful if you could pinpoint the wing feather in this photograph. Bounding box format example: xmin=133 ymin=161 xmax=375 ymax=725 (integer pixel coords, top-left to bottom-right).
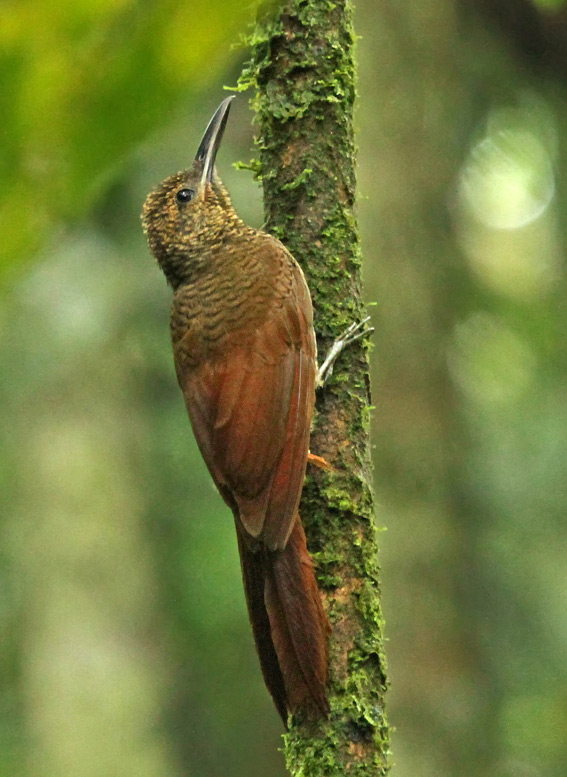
xmin=175 ymin=261 xmax=316 ymax=549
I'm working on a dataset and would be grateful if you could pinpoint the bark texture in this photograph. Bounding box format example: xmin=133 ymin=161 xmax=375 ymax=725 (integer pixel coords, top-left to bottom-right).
xmin=239 ymin=1 xmax=390 ymax=774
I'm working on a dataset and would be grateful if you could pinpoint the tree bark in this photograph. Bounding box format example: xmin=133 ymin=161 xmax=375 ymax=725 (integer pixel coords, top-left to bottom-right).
xmin=239 ymin=1 xmax=391 ymax=774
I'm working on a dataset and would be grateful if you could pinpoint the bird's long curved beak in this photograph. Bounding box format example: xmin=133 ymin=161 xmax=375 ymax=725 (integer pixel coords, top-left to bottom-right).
xmin=196 ymin=95 xmax=234 ymax=188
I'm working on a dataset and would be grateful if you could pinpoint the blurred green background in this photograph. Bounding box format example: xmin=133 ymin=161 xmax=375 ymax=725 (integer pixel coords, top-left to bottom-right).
xmin=1 ymin=1 xmax=566 ymax=776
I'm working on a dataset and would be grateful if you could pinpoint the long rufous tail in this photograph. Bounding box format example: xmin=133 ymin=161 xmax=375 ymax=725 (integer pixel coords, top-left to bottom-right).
xmin=235 ymin=516 xmax=330 ymax=724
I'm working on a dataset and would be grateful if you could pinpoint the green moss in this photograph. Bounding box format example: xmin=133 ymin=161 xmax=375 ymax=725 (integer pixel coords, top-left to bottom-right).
xmin=281 ymin=167 xmax=314 ymax=191
xmin=232 ymin=157 xmax=262 ymax=177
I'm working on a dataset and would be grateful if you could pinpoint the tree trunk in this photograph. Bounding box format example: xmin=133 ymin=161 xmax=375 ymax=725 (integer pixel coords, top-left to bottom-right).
xmin=239 ymin=1 xmax=391 ymax=774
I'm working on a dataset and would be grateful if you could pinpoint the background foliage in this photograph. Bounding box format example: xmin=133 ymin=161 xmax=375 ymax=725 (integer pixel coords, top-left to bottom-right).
xmin=1 ymin=1 xmax=566 ymax=776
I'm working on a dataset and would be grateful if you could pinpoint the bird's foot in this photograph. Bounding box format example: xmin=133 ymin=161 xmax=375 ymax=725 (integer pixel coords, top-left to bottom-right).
xmin=307 ymin=451 xmax=333 ymax=471
xmin=316 ymin=316 xmax=374 ymax=387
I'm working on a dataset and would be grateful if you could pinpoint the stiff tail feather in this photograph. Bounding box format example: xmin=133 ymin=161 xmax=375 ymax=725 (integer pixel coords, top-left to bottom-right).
xmin=235 ymin=516 xmax=329 ymax=724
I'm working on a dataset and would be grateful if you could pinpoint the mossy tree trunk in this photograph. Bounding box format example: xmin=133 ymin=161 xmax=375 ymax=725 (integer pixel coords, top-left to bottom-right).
xmin=240 ymin=1 xmax=390 ymax=774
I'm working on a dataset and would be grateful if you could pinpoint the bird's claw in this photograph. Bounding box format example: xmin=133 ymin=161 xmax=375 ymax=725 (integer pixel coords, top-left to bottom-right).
xmin=316 ymin=316 xmax=374 ymax=386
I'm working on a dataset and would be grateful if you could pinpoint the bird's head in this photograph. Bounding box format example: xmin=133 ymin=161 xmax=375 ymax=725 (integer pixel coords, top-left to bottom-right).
xmin=141 ymin=96 xmax=237 ymax=287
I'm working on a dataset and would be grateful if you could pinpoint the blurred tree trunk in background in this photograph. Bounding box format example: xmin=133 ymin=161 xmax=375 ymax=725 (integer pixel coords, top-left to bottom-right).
xmin=357 ymin=2 xmax=567 ymax=776
xmin=357 ymin=4 xmax=484 ymax=774
xmin=3 ymin=239 xmax=181 ymax=777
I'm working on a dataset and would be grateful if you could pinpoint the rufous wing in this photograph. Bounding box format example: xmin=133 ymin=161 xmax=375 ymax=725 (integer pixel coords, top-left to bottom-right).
xmin=174 ymin=264 xmax=316 ymax=551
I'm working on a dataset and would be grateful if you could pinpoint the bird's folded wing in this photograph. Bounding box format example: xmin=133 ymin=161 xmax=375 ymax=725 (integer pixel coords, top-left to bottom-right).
xmin=176 ymin=278 xmax=316 ymax=551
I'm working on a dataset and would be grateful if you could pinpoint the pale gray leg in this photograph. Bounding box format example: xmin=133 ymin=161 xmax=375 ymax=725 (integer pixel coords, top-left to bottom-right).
xmin=316 ymin=316 xmax=374 ymax=387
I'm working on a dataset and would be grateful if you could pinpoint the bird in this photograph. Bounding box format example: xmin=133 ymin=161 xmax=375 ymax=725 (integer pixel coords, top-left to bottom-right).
xmin=141 ymin=96 xmax=329 ymax=724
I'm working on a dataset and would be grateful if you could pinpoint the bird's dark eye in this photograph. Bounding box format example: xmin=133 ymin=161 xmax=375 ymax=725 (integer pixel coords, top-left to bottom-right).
xmin=176 ymin=188 xmax=194 ymax=204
